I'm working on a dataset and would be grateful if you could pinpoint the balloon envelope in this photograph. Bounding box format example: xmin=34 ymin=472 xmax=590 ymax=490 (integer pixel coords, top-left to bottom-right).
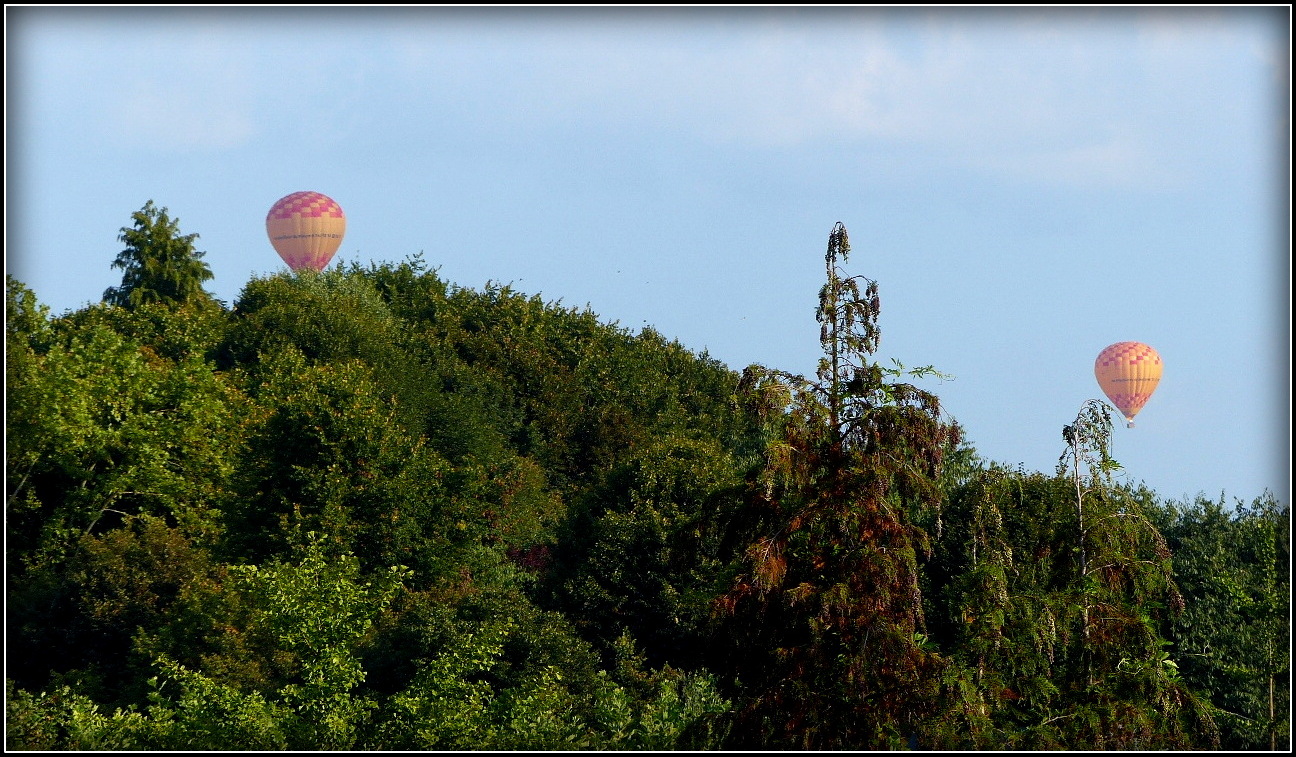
xmin=1094 ymin=341 xmax=1162 ymax=426
xmin=266 ymin=191 xmax=346 ymax=272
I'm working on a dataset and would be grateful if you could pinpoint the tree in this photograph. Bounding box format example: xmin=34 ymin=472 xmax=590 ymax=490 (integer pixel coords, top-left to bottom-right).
xmin=544 ymin=433 xmax=744 ymax=670
xmin=103 ymin=201 xmax=214 ymax=309
xmin=6 ymin=275 xmax=52 ymax=349
xmin=924 ymin=403 xmax=1218 ymax=749
xmin=5 ymin=314 xmax=243 ymax=578
xmin=716 ymin=222 xmax=960 ymax=749
xmin=1155 ymin=493 xmax=1290 ymax=750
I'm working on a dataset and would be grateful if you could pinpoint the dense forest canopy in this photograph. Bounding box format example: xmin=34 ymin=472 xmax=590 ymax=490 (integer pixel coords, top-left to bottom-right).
xmin=5 ymin=206 xmax=1289 ymax=750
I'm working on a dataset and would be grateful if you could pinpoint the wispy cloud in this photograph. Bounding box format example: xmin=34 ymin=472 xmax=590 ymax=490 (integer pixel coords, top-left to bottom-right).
xmin=20 ymin=9 xmax=1280 ymax=183
xmin=379 ymin=10 xmax=1277 ymax=190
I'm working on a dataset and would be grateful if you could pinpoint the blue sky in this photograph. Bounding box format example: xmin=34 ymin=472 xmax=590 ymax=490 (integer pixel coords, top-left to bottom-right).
xmin=6 ymin=7 xmax=1290 ymax=506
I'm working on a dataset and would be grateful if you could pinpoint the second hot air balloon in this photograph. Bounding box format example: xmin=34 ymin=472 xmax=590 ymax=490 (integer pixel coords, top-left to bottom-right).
xmin=266 ymin=191 xmax=346 ymax=273
xmin=1094 ymin=341 xmax=1162 ymax=427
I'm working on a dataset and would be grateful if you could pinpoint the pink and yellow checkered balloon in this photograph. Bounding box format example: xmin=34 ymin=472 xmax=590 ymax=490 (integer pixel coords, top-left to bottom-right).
xmin=1094 ymin=341 xmax=1162 ymax=427
xmin=266 ymin=191 xmax=346 ymax=272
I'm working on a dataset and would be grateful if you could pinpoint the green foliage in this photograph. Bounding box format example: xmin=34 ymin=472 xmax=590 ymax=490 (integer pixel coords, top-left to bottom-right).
xmin=219 ymin=270 xmax=438 ymax=437
xmin=220 ymin=268 xmax=562 ymax=566
xmin=365 ymin=261 xmax=747 ymax=499
xmin=60 ymin=298 xmax=230 ymax=364
xmin=6 ymin=275 xmax=52 ymax=350
xmin=223 ymin=269 xmax=400 ymax=368
xmin=545 ymin=433 xmax=744 ymax=668
xmin=922 ymin=405 xmax=1218 ymax=749
xmin=5 ymin=215 xmax=1278 ymax=750
xmin=373 ymin=621 xmax=730 ymax=751
xmin=1155 ymin=493 xmax=1290 ymax=750
xmin=6 ymin=680 xmax=158 ymax=751
xmin=6 ymin=516 xmax=220 ymax=708
xmin=376 ymin=616 xmax=515 ymax=749
xmin=222 ymin=535 xmax=407 ymax=748
xmin=103 ymin=200 xmax=214 ymax=309
xmin=49 ymin=535 xmax=405 ymax=751
xmin=222 ymin=348 xmax=512 ymax=584
xmin=5 ymin=316 xmax=243 ymax=569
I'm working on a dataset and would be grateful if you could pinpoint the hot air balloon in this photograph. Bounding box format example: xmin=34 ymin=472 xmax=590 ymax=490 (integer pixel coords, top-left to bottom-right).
xmin=266 ymin=191 xmax=346 ymax=272
xmin=1094 ymin=341 xmax=1162 ymax=427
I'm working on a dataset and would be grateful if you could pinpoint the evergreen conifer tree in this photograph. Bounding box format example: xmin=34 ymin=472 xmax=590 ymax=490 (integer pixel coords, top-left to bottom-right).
xmin=104 ymin=200 xmax=214 ymax=309
xmin=718 ymin=222 xmax=959 ymax=749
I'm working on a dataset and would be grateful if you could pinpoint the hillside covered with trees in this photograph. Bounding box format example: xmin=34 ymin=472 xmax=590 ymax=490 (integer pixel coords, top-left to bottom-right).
xmin=5 ymin=204 xmax=1288 ymax=750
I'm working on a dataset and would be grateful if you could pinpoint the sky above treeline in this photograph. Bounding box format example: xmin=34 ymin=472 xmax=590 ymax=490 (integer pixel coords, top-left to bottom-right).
xmin=6 ymin=6 xmax=1290 ymax=506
